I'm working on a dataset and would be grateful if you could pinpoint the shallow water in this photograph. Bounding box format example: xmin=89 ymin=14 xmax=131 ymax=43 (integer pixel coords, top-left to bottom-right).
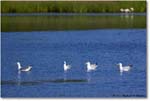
xmin=1 ymin=29 xmax=146 ymax=97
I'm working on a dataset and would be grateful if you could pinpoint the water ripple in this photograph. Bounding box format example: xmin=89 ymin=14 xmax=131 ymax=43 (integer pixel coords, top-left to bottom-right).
xmin=1 ymin=79 xmax=88 ymax=86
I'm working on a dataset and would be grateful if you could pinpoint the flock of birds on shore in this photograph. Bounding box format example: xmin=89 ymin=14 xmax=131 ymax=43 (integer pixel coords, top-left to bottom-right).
xmin=17 ymin=61 xmax=132 ymax=74
xmin=120 ymin=7 xmax=134 ymax=13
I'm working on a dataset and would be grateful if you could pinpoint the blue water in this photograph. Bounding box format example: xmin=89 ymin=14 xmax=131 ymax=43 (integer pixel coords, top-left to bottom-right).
xmin=1 ymin=29 xmax=146 ymax=97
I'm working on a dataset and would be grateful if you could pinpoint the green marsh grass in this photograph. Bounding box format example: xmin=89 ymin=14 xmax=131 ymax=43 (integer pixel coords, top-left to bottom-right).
xmin=1 ymin=1 xmax=146 ymax=13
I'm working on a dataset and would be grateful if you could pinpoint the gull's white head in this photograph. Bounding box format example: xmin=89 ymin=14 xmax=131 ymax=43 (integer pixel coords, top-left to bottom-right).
xmin=85 ymin=61 xmax=90 ymax=65
xmin=64 ymin=61 xmax=66 ymax=64
xmin=17 ymin=62 xmax=20 ymax=65
xmin=117 ymin=63 xmax=122 ymax=66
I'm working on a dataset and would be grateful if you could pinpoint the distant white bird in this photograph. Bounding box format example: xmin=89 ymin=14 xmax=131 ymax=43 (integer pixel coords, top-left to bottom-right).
xmin=117 ymin=63 xmax=132 ymax=73
xmin=120 ymin=8 xmax=132 ymax=13
xmin=63 ymin=61 xmax=71 ymax=72
xmin=124 ymin=8 xmax=131 ymax=13
xmin=130 ymin=7 xmax=134 ymax=12
xmin=120 ymin=8 xmax=124 ymax=12
xmin=17 ymin=62 xmax=32 ymax=72
xmin=85 ymin=61 xmax=98 ymax=72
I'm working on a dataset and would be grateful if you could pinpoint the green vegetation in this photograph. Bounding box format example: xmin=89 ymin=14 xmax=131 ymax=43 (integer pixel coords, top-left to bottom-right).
xmin=1 ymin=1 xmax=146 ymax=13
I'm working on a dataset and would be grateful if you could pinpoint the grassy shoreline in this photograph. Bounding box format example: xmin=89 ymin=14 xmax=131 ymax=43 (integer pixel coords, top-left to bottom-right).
xmin=1 ymin=1 xmax=146 ymax=13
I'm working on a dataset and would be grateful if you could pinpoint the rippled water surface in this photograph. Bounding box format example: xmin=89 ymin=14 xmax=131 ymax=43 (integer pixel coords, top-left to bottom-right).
xmin=1 ymin=29 xmax=146 ymax=97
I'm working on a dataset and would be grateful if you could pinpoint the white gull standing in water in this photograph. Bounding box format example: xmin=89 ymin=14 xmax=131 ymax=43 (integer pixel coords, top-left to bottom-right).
xmin=17 ymin=62 xmax=32 ymax=72
xmin=63 ymin=61 xmax=71 ymax=72
xmin=85 ymin=61 xmax=98 ymax=72
xmin=117 ymin=63 xmax=132 ymax=73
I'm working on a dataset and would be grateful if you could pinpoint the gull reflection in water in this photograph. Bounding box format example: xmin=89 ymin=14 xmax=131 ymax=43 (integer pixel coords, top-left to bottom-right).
xmin=120 ymin=72 xmax=123 ymax=76
xmin=63 ymin=72 xmax=67 ymax=81
xmin=17 ymin=71 xmax=31 ymax=86
xmin=87 ymin=72 xmax=91 ymax=83
xmin=17 ymin=71 xmax=21 ymax=86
